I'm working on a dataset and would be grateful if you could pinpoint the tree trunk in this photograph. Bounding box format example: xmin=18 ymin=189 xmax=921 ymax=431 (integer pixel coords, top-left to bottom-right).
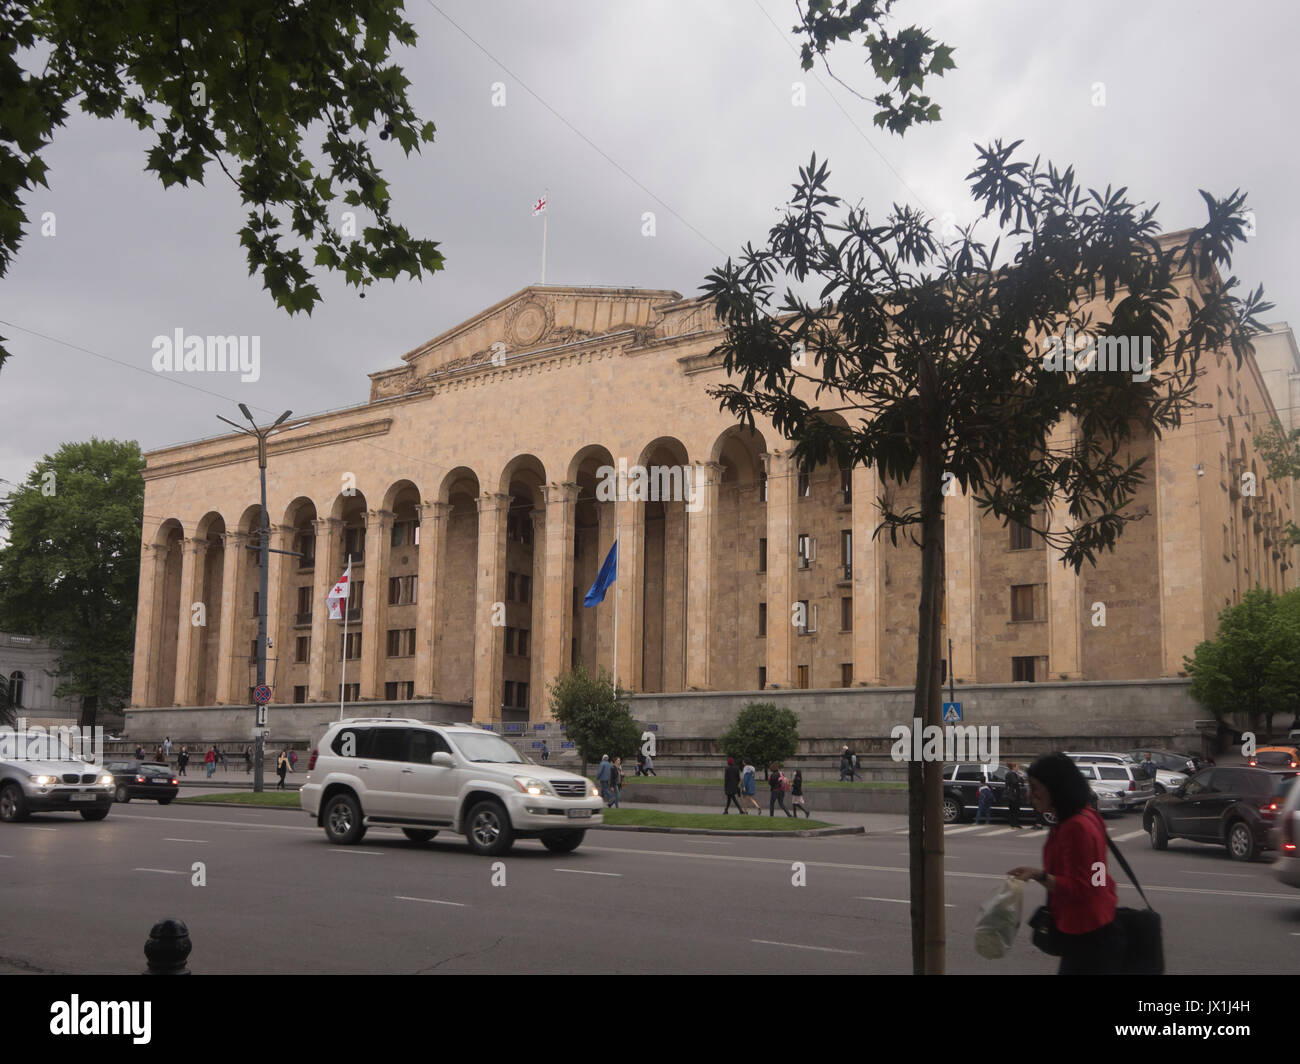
xmin=909 ymin=438 xmax=948 ymax=975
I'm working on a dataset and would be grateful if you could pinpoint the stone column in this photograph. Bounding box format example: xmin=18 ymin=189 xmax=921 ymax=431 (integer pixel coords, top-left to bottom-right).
xmin=473 ymin=493 xmax=509 ymax=723
xmin=1045 ymin=507 xmax=1083 ymax=681
xmin=685 ymin=462 xmax=721 ymax=690
xmin=537 ymin=484 xmax=578 ymax=716
xmin=944 ymin=485 xmax=979 ymax=684
xmin=360 ymin=509 xmax=393 ymax=700
xmin=172 ymin=537 xmax=209 ymax=706
xmin=596 ymin=498 xmax=616 ymax=675
xmin=614 ymin=495 xmax=644 ymax=692
xmin=528 ymin=506 xmax=547 ymax=716
xmin=1154 ymin=422 xmax=1205 ymax=675
xmin=308 ymin=518 xmax=341 ymax=702
xmin=131 ymin=543 xmax=169 ymax=706
xmin=414 ymin=501 xmax=449 ymax=699
xmin=264 ymin=524 xmax=291 ymax=697
xmin=215 ymin=531 xmax=247 ymax=704
xmin=851 ymin=463 xmax=884 ymax=685
xmin=764 ymin=450 xmax=797 ymax=688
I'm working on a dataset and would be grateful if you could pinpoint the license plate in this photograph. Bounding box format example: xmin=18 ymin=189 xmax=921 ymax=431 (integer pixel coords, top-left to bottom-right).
xmin=71 ymin=793 xmax=96 ymax=802
xmin=567 ymin=808 xmax=592 ymax=819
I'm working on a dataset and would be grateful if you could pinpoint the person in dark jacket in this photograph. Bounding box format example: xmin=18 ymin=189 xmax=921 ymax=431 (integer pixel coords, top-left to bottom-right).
xmin=791 ymin=769 xmax=811 ymax=818
xmin=177 ymin=747 xmax=189 ymax=776
xmin=768 ymin=763 xmax=793 ymax=817
xmin=1005 ymin=762 xmax=1024 ymax=828
xmin=1010 ymin=752 xmax=1123 ymax=975
xmin=723 ymin=757 xmax=745 ymax=814
xmin=839 ymin=747 xmax=851 ymax=782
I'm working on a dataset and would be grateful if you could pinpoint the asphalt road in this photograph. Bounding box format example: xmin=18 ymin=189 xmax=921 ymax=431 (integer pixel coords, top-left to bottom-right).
xmin=1 ymin=803 xmax=1297 ymax=974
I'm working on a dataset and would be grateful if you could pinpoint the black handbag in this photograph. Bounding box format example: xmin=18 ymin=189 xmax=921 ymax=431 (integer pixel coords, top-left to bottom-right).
xmin=1026 ymin=834 xmax=1164 ymax=973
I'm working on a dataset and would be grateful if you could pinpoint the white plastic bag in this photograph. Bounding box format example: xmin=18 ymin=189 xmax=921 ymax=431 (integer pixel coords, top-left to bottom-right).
xmin=974 ymin=875 xmax=1024 ymax=959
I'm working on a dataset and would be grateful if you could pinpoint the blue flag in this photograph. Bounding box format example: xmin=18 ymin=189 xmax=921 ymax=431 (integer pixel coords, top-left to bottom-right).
xmin=584 ymin=540 xmax=618 ymax=606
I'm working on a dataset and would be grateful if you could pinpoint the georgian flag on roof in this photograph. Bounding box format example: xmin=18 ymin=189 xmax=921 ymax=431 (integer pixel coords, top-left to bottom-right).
xmin=326 ymin=560 xmax=351 ymax=620
xmin=532 ymin=194 xmax=547 ymax=216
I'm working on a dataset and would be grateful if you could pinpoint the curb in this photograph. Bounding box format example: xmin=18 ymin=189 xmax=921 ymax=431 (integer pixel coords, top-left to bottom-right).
xmin=595 ymin=824 xmax=864 ymax=838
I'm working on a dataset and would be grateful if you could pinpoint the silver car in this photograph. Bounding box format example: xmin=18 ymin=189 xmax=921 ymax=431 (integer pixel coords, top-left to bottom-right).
xmin=0 ymin=734 xmax=115 ymax=822
xmin=1271 ymin=774 xmax=1300 ymax=887
xmin=1075 ymin=764 xmax=1125 ymax=816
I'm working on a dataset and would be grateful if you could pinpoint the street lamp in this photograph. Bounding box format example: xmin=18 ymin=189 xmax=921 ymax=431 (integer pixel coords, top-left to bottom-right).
xmin=217 ymin=406 xmax=296 ymax=792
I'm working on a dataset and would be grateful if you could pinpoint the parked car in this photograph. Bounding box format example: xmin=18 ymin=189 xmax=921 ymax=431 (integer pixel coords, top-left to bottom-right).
xmin=104 ymin=759 xmax=180 ymax=804
xmin=1247 ymin=746 xmax=1300 ymax=769
xmin=1143 ymin=766 xmax=1298 ymax=861
xmin=941 ymin=763 xmax=1060 ymax=824
xmin=1271 ymin=773 xmax=1300 ymax=888
xmin=1069 ymin=751 xmax=1162 ymax=799
xmin=0 ymin=734 xmax=115 ymax=822
xmin=1074 ymin=763 xmax=1125 ymax=816
xmin=300 ymin=717 xmax=604 ymax=855
xmin=1126 ymin=749 xmax=1203 ymax=792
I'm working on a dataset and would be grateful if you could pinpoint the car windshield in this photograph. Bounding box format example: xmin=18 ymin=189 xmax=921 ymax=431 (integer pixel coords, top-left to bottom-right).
xmin=4 ymin=733 xmax=82 ymax=761
xmin=1273 ymin=774 xmax=1299 ymax=798
xmin=451 ymin=732 xmax=526 ymax=764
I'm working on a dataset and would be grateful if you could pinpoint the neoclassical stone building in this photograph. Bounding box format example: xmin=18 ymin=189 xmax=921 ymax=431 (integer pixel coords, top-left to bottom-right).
xmin=130 ymin=273 xmax=1293 ymax=724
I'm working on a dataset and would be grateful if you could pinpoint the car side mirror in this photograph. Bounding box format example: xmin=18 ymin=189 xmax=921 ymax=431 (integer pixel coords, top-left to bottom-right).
xmin=430 ymin=751 xmax=454 ymax=768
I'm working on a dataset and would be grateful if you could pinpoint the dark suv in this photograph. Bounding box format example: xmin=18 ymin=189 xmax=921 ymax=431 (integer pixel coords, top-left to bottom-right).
xmin=942 ymin=763 xmax=1058 ymax=824
xmin=1142 ymin=766 xmax=1298 ymax=861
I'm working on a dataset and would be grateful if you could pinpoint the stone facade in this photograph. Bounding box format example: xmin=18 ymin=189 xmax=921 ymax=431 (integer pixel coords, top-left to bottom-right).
xmin=0 ymin=633 xmax=81 ymax=719
xmin=130 ymin=265 xmax=1293 ymax=729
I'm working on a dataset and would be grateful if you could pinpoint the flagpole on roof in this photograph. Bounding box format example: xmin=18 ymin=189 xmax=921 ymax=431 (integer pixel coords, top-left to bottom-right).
xmin=541 ymin=187 xmax=548 ymax=284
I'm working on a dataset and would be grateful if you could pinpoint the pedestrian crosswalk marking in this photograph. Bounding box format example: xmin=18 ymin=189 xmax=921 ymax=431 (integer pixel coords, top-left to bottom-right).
xmin=1113 ymin=828 xmax=1146 ymax=841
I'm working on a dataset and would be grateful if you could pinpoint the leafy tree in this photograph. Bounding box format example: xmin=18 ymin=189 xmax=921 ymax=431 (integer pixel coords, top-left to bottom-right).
xmin=0 ymin=0 xmax=444 ymax=368
xmin=719 ymin=702 xmax=799 ymax=772
xmin=703 ymin=146 xmax=1268 ymax=973
xmin=1254 ymin=418 xmax=1300 ymax=547
xmin=0 ymin=673 xmax=16 ymax=728
xmin=0 ymin=440 xmax=145 ymax=726
xmin=1185 ymin=588 xmax=1300 ymax=735
xmin=547 ymin=664 xmax=641 ymax=777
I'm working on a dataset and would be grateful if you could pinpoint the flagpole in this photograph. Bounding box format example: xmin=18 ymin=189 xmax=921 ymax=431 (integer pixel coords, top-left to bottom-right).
xmin=339 ymin=553 xmax=349 ymax=721
xmin=612 ymin=496 xmax=618 ymax=694
xmin=541 ymin=188 xmax=548 ymax=284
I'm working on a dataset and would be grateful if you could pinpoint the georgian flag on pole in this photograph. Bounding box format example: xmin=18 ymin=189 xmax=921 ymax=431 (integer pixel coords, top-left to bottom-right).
xmin=326 ymin=560 xmax=351 ymax=620
xmin=531 ymin=193 xmax=547 ymax=216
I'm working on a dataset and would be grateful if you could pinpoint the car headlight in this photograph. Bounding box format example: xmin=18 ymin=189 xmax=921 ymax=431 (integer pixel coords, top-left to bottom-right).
xmin=589 ymin=782 xmax=601 ymax=798
xmin=99 ymin=774 xmax=114 ymax=786
xmin=28 ymin=774 xmax=57 ymax=786
xmin=513 ymin=776 xmax=555 ymax=797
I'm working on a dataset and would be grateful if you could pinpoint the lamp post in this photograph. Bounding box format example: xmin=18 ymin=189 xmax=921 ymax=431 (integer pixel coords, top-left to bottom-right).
xmin=217 ymin=405 xmax=297 ymax=793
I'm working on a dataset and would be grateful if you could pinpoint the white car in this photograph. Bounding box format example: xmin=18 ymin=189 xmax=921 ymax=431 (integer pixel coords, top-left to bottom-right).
xmin=1271 ymin=773 xmax=1300 ymax=887
xmin=1067 ymin=751 xmax=1166 ymax=800
xmin=0 ymin=735 xmax=115 ymax=822
xmin=299 ymin=718 xmax=604 ymax=856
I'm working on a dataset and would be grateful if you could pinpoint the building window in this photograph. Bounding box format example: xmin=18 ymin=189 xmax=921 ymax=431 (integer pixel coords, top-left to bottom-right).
xmin=296 ymin=585 xmax=312 ymax=625
xmin=340 ymin=632 xmax=363 ymax=660
xmin=504 ymin=681 xmax=514 ymax=707
xmin=840 ymin=529 xmax=852 ymax=579
xmin=516 ymin=682 xmax=528 ymax=710
xmin=388 ymin=575 xmax=416 ymax=606
xmin=506 ymin=572 xmax=517 ymax=601
xmin=1009 ymin=519 xmax=1035 ymax=551
xmin=251 ymin=590 xmax=260 ymax=617
xmin=940 ymin=659 xmax=948 ymax=684
xmin=797 ymin=665 xmax=810 ymax=689
xmin=798 ymin=467 xmax=811 ymax=497
xmin=840 ymin=467 xmax=852 ymax=504
xmin=1012 ymin=656 xmax=1036 ymax=682
xmin=519 ymin=575 xmax=531 ymax=603
xmin=343 ymin=525 xmax=366 ymax=561
xmin=295 ymin=636 xmax=310 ymax=664
xmin=293 ymin=686 xmax=306 ymax=704
xmin=758 ymin=537 xmax=767 ymax=573
xmin=346 ymin=580 xmax=364 ymax=622
xmin=1010 ymin=584 xmax=1035 ymax=622
xmin=505 ymin=627 xmax=516 ymax=655
xmin=797 ymin=600 xmax=817 ymax=634
xmin=385 ymin=681 xmax=414 ymax=701
xmin=341 ymin=683 xmax=360 ymax=703
xmin=390 ymin=520 xmax=418 ymax=548
xmin=386 ymin=629 xmax=415 ymax=657
xmin=249 ymin=639 xmax=258 ymax=662
xmin=840 ymin=663 xmax=852 ymax=688
xmin=759 ymin=471 xmax=768 ymax=502
xmin=758 ymin=667 xmax=766 ymax=690
xmin=298 ymin=532 xmax=315 ymax=569
xmin=7 ymin=671 xmax=22 ymax=708
xmin=517 ymin=629 xmax=529 ymax=657
xmin=797 ymin=533 xmax=814 ymax=569
xmin=758 ymin=602 xmax=767 ymax=637
xmin=841 ymin=596 xmax=853 ymax=632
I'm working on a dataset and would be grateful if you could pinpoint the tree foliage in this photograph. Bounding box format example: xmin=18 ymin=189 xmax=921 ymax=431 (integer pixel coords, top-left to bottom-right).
xmin=546 ymin=664 xmax=641 ymax=775
xmin=0 ymin=439 xmax=146 ymax=725
xmin=0 ymin=673 xmax=16 ymax=728
xmin=0 ymin=0 xmax=444 ymax=368
xmin=1184 ymin=588 xmax=1300 ymax=734
xmin=1254 ymin=418 xmax=1300 ymax=546
xmin=719 ymin=702 xmax=800 ymax=770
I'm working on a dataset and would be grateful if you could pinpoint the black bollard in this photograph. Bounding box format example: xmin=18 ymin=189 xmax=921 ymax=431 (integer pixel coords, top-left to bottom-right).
xmin=143 ymin=917 xmax=192 ymax=975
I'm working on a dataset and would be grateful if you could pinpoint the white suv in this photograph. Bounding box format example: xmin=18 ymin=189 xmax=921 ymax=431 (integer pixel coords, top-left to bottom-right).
xmin=300 ymin=718 xmax=604 ymax=856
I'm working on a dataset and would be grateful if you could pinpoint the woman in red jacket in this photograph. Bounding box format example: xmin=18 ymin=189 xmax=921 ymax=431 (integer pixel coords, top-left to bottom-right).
xmin=1009 ymin=752 xmax=1123 ymax=974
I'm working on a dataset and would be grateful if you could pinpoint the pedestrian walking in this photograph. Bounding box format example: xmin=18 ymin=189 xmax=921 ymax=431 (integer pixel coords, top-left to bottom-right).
xmin=839 ymin=746 xmax=851 ymax=782
xmin=244 ymin=745 xmax=252 ymax=774
xmin=791 ymin=769 xmax=811 ymax=818
xmin=976 ymin=777 xmax=995 ymax=824
xmin=163 ymin=736 xmax=172 ymax=759
xmin=723 ymin=757 xmax=746 ymax=814
xmin=177 ymin=747 xmax=189 ymax=776
xmin=641 ymin=750 xmax=656 ymax=776
xmin=609 ymin=757 xmax=623 ymax=808
xmin=1010 ymin=752 xmax=1123 ymax=975
xmin=1005 ymin=762 xmax=1025 ymax=828
xmin=596 ymin=755 xmax=612 ymax=804
xmin=204 ymin=746 xmax=216 ymax=778
xmin=768 ymin=763 xmax=793 ymax=817
xmin=849 ymin=750 xmax=861 ymax=782
xmin=154 ymin=744 xmax=165 ymax=764
xmin=219 ymin=747 xmax=227 ymax=769
xmin=1142 ymin=752 xmax=1158 ymax=786
xmin=289 ymin=749 xmax=297 ymax=770
xmin=635 ymin=750 xmax=645 ymax=776
xmin=134 ymin=744 xmax=145 ymax=761
xmin=540 ymin=741 xmax=549 ymax=763
xmin=741 ymin=761 xmax=761 ymax=813
xmin=276 ymin=749 xmax=290 ymax=790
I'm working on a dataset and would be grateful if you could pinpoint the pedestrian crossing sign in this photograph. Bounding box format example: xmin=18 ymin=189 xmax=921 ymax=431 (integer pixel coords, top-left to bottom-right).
xmin=942 ymin=702 xmax=962 ymax=723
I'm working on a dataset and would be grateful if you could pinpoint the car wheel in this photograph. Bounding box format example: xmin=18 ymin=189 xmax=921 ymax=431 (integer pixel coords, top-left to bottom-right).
xmin=541 ymin=830 xmax=586 ymax=854
xmin=1227 ymin=820 xmax=1257 ymax=861
xmin=1149 ymin=815 xmax=1168 ymax=850
xmin=79 ymin=808 xmax=110 ymax=821
xmin=0 ymin=784 xmax=29 ymax=823
xmin=942 ymin=795 xmax=962 ymax=824
xmin=402 ymin=828 xmax=438 ymax=843
xmin=157 ymin=797 xmax=173 ymax=805
xmin=323 ymin=794 xmax=367 ymax=845
xmin=115 ymin=785 xmax=130 ymax=803
xmin=465 ymin=800 xmax=514 ymax=856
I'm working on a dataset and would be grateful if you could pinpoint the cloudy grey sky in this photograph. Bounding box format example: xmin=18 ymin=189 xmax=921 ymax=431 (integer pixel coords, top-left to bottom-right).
xmin=1 ymin=0 xmax=1295 ymax=492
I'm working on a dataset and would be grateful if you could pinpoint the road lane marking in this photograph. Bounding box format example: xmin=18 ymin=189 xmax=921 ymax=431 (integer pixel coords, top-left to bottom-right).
xmin=945 ymin=826 xmax=984 ymax=835
xmin=979 ymin=828 xmax=1016 ymax=837
xmin=111 ymin=812 xmax=317 ymax=832
xmin=897 ymin=853 xmax=959 ymax=858
xmin=554 ymin=868 xmax=622 ymax=877
xmin=1183 ymin=870 xmax=1255 ymax=878
xmin=164 ymin=838 xmax=207 ymax=843
xmin=1113 ymin=829 xmax=1146 ymax=841
xmin=328 ymin=849 xmax=387 ymax=856
xmin=395 ymin=896 xmax=467 ymax=907
xmin=751 ymin=939 xmax=862 ymax=955
xmin=856 ymin=896 xmax=955 ymax=908
xmin=134 ymin=868 xmax=186 ymax=875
